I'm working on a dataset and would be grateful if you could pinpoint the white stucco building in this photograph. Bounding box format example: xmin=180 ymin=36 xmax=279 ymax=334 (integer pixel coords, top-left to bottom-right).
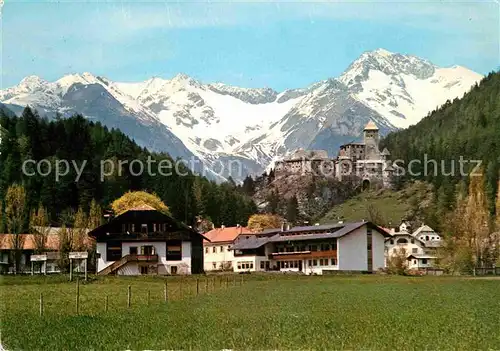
xmin=203 ymin=225 xmax=250 ymax=271
xmin=230 ymin=221 xmax=390 ymax=274
xmin=384 ymin=222 xmax=442 ymax=270
xmin=89 ymin=205 xmax=207 ymax=275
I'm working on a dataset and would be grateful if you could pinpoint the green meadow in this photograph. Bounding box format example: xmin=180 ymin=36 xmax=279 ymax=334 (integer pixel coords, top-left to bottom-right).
xmin=1 ymin=274 xmax=499 ymax=350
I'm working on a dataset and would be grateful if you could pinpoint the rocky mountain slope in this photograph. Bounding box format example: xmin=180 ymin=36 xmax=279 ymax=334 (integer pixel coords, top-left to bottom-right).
xmin=0 ymin=49 xmax=482 ymax=181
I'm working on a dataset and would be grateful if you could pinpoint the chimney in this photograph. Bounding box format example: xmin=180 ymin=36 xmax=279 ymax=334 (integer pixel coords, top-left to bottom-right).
xmin=315 ymin=223 xmax=320 ymax=226
xmin=221 ymin=224 xmax=225 ymax=229
xmin=281 ymin=221 xmax=286 ymax=232
xmin=338 ymin=221 xmax=343 ymax=224
xmin=286 ymin=223 xmax=291 ymax=231
xmin=236 ymin=224 xmax=240 ymax=228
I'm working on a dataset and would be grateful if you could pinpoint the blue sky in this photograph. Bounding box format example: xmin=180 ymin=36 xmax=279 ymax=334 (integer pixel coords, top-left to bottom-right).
xmin=1 ymin=0 xmax=499 ymax=91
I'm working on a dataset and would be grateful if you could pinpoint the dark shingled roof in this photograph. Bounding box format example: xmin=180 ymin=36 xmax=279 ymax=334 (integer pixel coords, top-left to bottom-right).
xmin=231 ymin=221 xmax=390 ymax=250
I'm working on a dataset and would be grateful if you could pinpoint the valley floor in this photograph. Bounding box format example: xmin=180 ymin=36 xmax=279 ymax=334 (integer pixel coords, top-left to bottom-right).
xmin=1 ymin=274 xmax=499 ymax=350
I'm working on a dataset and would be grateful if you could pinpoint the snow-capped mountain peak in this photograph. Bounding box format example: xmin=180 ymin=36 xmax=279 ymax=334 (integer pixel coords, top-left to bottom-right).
xmin=1 ymin=49 xmax=483 ymax=181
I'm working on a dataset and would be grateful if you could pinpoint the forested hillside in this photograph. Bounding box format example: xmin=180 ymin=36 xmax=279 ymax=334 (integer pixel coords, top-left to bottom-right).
xmin=0 ymin=107 xmax=257 ymax=231
xmin=381 ymin=71 xmax=500 ymax=214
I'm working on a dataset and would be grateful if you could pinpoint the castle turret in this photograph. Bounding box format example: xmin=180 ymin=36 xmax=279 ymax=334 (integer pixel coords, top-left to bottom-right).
xmin=363 ymin=120 xmax=379 ymax=145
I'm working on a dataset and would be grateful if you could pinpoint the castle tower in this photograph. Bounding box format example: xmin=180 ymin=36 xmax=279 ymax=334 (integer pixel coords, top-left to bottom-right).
xmin=363 ymin=120 xmax=379 ymax=146
xmin=363 ymin=120 xmax=380 ymax=161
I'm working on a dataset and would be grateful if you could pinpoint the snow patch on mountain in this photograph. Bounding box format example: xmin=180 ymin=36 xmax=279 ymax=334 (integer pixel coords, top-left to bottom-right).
xmin=0 ymin=49 xmax=483 ymax=181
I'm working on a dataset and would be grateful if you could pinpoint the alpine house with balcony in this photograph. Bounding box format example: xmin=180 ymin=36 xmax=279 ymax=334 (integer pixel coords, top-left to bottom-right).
xmin=88 ymin=204 xmax=208 ymax=275
xmin=230 ymin=221 xmax=390 ymax=274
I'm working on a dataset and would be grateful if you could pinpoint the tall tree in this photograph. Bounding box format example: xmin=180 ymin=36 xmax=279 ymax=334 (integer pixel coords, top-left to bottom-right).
xmin=29 ymin=203 xmax=50 ymax=253
xmin=286 ymin=196 xmax=299 ymax=223
xmin=5 ymin=184 xmax=27 ymax=273
xmin=73 ymin=207 xmax=88 ymax=252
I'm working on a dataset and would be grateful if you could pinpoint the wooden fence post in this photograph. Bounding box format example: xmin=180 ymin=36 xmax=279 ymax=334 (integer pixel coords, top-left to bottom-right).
xmin=196 ymin=278 xmax=199 ymax=295
xmin=39 ymin=292 xmax=43 ymax=317
xmin=164 ymin=280 xmax=168 ymax=302
xmin=147 ymin=290 xmax=150 ymax=306
xmin=127 ymin=285 xmax=131 ymax=308
xmin=180 ymin=278 xmax=183 ymax=299
xmin=105 ymin=295 xmax=108 ymax=312
xmin=75 ymin=278 xmax=80 ymax=315
xmin=205 ymin=277 xmax=208 ymax=292
xmin=226 ymin=276 xmax=229 ymax=288
xmin=241 ymin=275 xmax=243 ymax=286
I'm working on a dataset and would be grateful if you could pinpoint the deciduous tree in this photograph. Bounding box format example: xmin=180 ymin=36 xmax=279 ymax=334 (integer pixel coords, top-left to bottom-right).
xmin=5 ymin=184 xmax=26 ymax=273
xmin=111 ymin=191 xmax=170 ymax=215
xmin=29 ymin=203 xmax=50 ymax=253
xmin=247 ymin=213 xmax=283 ymax=232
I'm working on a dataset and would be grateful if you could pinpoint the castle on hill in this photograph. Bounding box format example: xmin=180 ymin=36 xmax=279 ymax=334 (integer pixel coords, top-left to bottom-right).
xmin=274 ymin=121 xmax=394 ymax=188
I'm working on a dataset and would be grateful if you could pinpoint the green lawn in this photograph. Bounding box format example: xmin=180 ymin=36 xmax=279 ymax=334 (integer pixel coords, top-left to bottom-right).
xmin=1 ymin=274 xmax=499 ymax=350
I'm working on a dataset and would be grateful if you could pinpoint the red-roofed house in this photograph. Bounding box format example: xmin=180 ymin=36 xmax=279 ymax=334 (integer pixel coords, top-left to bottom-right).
xmin=203 ymin=225 xmax=252 ymax=271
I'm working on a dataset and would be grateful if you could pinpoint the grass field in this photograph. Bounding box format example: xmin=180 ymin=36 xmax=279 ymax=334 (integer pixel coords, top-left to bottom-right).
xmin=1 ymin=274 xmax=499 ymax=350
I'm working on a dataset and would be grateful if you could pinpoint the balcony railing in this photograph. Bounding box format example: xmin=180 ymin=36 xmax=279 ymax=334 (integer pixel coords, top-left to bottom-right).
xmin=271 ymin=249 xmax=337 ymax=260
xmin=129 ymin=254 xmax=159 ymax=262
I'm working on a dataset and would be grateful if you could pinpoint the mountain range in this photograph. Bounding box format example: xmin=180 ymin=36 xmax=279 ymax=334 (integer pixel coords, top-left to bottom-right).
xmin=0 ymin=48 xmax=482 ymax=181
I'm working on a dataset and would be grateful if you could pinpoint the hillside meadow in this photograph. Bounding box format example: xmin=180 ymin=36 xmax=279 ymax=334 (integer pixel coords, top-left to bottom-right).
xmin=1 ymin=274 xmax=499 ymax=350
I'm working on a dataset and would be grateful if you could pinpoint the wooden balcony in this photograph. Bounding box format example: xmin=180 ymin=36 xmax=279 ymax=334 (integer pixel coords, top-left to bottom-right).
xmin=271 ymin=250 xmax=337 ymax=260
xmin=129 ymin=254 xmax=159 ymax=262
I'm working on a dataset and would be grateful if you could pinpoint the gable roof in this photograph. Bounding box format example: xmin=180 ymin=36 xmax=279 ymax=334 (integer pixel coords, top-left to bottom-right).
xmin=231 ymin=221 xmax=391 ymax=250
xmin=127 ymin=204 xmax=157 ymax=211
xmin=87 ymin=207 xmax=209 ymax=241
xmin=412 ymin=225 xmax=436 ymax=237
xmin=203 ymin=226 xmax=251 ymax=244
xmin=0 ymin=233 xmax=93 ymax=250
xmin=364 ymin=120 xmax=379 ymax=131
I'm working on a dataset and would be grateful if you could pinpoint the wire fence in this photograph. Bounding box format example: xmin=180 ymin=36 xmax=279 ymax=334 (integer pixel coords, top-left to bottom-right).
xmin=34 ymin=275 xmax=245 ymax=317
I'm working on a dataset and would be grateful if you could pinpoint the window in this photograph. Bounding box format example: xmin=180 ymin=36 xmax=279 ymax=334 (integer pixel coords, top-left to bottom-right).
xmin=413 ymin=260 xmax=417 ymax=265
xmin=331 ymin=258 xmax=337 ymax=265
xmin=425 ymin=236 xmax=429 ymax=241
xmin=412 ymin=248 xmax=418 ymax=254
xmin=140 ymin=266 xmax=148 ymax=275
xmin=141 ymin=224 xmax=148 ymax=234
xmin=212 ymin=262 xmax=216 ymax=269
xmin=153 ymin=223 xmax=157 ymax=232
xmin=237 ymin=263 xmax=242 ymax=269
xmin=170 ymin=266 xmax=178 ymax=275
xmin=390 ymin=240 xmax=394 ymax=245
xmin=320 ymin=243 xmax=330 ymax=251
xmin=166 ymin=241 xmax=182 ymax=261
xmin=131 ymin=224 xmax=135 ymax=232
xmin=141 ymin=245 xmax=154 ymax=255
xmin=396 ymin=238 xmax=408 ymax=244
xmin=212 ymin=247 xmax=217 ymax=253
xmin=129 ymin=247 xmax=138 ymax=255
xmin=227 ymin=246 xmax=231 ymax=251
xmin=422 ymin=259 xmax=428 ymax=264
xmin=107 ymin=242 xmax=122 ymax=261
xmin=411 ymin=239 xmax=415 ymax=244
xmin=331 ymin=240 xmax=338 ymax=250
xmin=308 ymin=260 xmax=312 ymax=267
xmin=205 ymin=247 xmax=209 ymax=254
xmin=220 ymin=246 xmax=224 ymax=252
xmin=260 ymin=261 xmax=265 ymax=269
xmin=309 ymin=245 xmax=318 ymax=252
xmin=313 ymin=259 xmax=317 ymax=266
